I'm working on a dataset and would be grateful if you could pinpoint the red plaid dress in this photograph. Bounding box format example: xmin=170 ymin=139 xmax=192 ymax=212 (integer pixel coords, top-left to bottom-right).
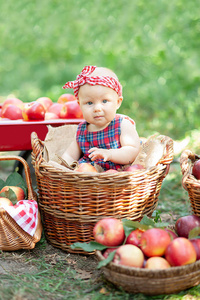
xmin=76 ymin=114 xmax=135 ymax=170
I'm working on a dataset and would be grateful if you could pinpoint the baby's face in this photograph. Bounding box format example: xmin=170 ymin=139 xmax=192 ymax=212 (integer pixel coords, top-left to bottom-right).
xmin=78 ymin=84 xmax=123 ymax=131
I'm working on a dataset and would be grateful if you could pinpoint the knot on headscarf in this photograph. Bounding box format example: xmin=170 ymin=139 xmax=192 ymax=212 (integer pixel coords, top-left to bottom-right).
xmin=62 ymin=66 xmax=122 ymax=99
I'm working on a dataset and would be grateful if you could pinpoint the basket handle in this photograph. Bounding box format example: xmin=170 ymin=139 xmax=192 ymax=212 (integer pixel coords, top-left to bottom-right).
xmin=31 ymin=131 xmax=45 ymax=177
xmin=180 ymin=149 xmax=199 ymax=177
xmin=156 ymin=136 xmax=174 ymax=165
xmin=0 ymin=155 xmax=35 ymax=200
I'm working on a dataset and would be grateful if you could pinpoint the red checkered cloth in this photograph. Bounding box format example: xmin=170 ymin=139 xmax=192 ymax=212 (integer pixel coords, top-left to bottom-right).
xmin=62 ymin=65 xmax=122 ymax=99
xmin=3 ymin=200 xmax=38 ymax=236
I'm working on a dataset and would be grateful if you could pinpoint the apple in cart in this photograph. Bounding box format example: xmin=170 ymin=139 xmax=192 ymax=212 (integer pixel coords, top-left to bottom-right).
xmin=57 ymin=93 xmax=76 ymax=104
xmin=2 ymin=97 xmax=24 ymax=110
xmin=175 ymin=215 xmax=200 ymax=238
xmin=165 ymin=237 xmax=197 ymax=266
xmin=59 ymin=103 xmax=68 ymax=119
xmin=123 ymin=164 xmax=145 ymax=172
xmin=113 ymin=244 xmax=144 ymax=268
xmin=47 ymin=103 xmax=63 ymax=117
xmin=125 ymin=228 xmax=145 ymax=247
xmin=140 ymin=228 xmax=171 ymax=257
xmin=93 ymin=218 xmax=125 ymax=247
xmin=36 ymin=97 xmax=53 ymax=111
xmin=192 ymin=159 xmax=200 ymax=180
xmin=45 ymin=112 xmax=59 ymax=120
xmin=0 ymin=186 xmax=25 ymax=201
xmin=65 ymin=100 xmax=83 ymax=119
xmin=1 ymin=104 xmax=23 ymax=120
xmin=0 ymin=197 xmax=14 ymax=207
xmin=145 ymin=256 xmax=171 ymax=269
xmin=22 ymin=101 xmax=45 ymax=121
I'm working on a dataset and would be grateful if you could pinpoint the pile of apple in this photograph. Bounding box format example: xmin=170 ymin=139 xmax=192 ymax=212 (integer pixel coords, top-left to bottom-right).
xmin=0 ymin=185 xmax=25 ymax=207
xmin=0 ymin=93 xmax=83 ymax=121
xmin=93 ymin=215 xmax=200 ymax=269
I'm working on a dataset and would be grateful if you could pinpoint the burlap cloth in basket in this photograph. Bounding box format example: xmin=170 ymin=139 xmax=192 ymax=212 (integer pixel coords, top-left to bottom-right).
xmin=42 ymin=124 xmax=169 ymax=171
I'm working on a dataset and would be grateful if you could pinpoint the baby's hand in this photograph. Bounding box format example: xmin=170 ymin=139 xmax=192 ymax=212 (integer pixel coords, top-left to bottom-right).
xmin=88 ymin=147 xmax=110 ymax=162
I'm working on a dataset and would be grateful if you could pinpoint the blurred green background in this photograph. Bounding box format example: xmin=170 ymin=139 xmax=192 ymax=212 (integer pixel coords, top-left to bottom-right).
xmin=0 ymin=0 xmax=200 ymax=140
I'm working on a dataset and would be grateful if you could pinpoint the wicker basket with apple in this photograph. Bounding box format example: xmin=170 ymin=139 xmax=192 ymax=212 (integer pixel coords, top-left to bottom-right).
xmin=0 ymin=155 xmax=42 ymax=250
xmin=180 ymin=149 xmax=200 ymax=216
xmin=31 ymin=127 xmax=173 ymax=254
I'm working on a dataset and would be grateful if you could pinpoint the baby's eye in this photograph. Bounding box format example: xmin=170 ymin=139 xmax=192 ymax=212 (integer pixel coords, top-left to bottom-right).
xmin=102 ymin=99 xmax=108 ymax=103
xmin=87 ymin=101 xmax=93 ymax=105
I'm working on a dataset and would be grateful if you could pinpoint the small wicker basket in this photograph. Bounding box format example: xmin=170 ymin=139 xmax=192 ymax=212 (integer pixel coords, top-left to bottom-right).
xmin=96 ymin=250 xmax=200 ymax=295
xmin=0 ymin=155 xmax=42 ymax=250
xmin=31 ymin=131 xmax=173 ymax=254
xmin=180 ymin=149 xmax=200 ymax=215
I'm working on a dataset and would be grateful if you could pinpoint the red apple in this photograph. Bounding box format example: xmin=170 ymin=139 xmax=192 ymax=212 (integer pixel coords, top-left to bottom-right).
xmin=93 ymin=218 xmax=125 ymax=247
xmin=123 ymin=164 xmax=145 ymax=172
xmin=65 ymin=100 xmax=83 ymax=119
xmin=22 ymin=101 xmax=45 ymax=121
xmin=1 ymin=104 xmax=23 ymax=120
xmin=192 ymin=160 xmax=200 ymax=180
xmin=125 ymin=229 xmax=145 ymax=247
xmin=165 ymin=237 xmax=197 ymax=266
xmin=59 ymin=103 xmax=68 ymax=119
xmin=164 ymin=228 xmax=178 ymax=240
xmin=0 ymin=186 xmax=25 ymax=201
xmin=113 ymin=244 xmax=144 ymax=268
xmin=145 ymin=256 xmax=171 ymax=269
xmin=2 ymin=97 xmax=24 ymax=110
xmin=47 ymin=103 xmax=63 ymax=117
xmin=140 ymin=228 xmax=171 ymax=257
xmin=58 ymin=93 xmax=76 ymax=104
xmin=76 ymin=163 xmax=97 ymax=173
xmin=175 ymin=215 xmax=200 ymax=238
xmin=190 ymin=238 xmax=200 ymax=260
xmin=45 ymin=112 xmax=59 ymax=120
xmin=104 ymin=169 xmax=118 ymax=173
xmin=0 ymin=197 xmax=13 ymax=207
xmin=36 ymin=97 xmax=53 ymax=111
xmin=103 ymin=247 xmax=117 ymax=259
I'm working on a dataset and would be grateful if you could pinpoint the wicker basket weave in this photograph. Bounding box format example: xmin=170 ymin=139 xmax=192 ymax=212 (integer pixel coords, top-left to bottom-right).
xmin=180 ymin=149 xmax=200 ymax=215
xmin=31 ymin=131 xmax=173 ymax=253
xmin=96 ymin=250 xmax=200 ymax=295
xmin=0 ymin=155 xmax=42 ymax=250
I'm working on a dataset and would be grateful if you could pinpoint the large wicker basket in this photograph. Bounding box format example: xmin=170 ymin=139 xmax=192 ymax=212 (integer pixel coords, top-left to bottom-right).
xmin=0 ymin=155 xmax=42 ymax=250
xmin=180 ymin=149 xmax=200 ymax=215
xmin=96 ymin=250 xmax=200 ymax=295
xmin=31 ymin=131 xmax=173 ymax=253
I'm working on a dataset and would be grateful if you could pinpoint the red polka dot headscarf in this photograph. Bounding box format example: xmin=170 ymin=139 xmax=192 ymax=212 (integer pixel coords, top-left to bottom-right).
xmin=62 ymin=66 xmax=122 ymax=99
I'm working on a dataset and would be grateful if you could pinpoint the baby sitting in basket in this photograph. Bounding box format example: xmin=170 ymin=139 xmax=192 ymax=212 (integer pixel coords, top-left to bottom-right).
xmin=60 ymin=65 xmax=141 ymax=171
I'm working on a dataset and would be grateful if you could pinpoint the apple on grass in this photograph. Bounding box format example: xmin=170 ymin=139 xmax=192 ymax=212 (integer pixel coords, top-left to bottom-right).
xmin=165 ymin=237 xmax=197 ymax=266
xmin=175 ymin=215 xmax=200 ymax=238
xmin=22 ymin=102 xmax=45 ymax=121
xmin=36 ymin=97 xmax=53 ymax=112
xmin=1 ymin=104 xmax=23 ymax=120
xmin=145 ymin=256 xmax=171 ymax=269
xmin=164 ymin=228 xmax=178 ymax=240
xmin=140 ymin=228 xmax=171 ymax=257
xmin=192 ymin=160 xmax=200 ymax=180
xmin=76 ymin=163 xmax=98 ymax=173
xmin=57 ymin=93 xmax=76 ymax=104
xmin=123 ymin=164 xmax=145 ymax=172
xmin=0 ymin=197 xmax=13 ymax=207
xmin=125 ymin=228 xmax=145 ymax=247
xmin=113 ymin=244 xmax=144 ymax=268
xmin=93 ymin=218 xmax=125 ymax=247
xmin=0 ymin=186 xmax=25 ymax=201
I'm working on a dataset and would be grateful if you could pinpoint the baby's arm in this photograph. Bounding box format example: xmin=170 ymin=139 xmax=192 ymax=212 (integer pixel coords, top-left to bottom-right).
xmin=88 ymin=118 xmax=140 ymax=165
xmin=61 ymin=137 xmax=82 ymax=165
